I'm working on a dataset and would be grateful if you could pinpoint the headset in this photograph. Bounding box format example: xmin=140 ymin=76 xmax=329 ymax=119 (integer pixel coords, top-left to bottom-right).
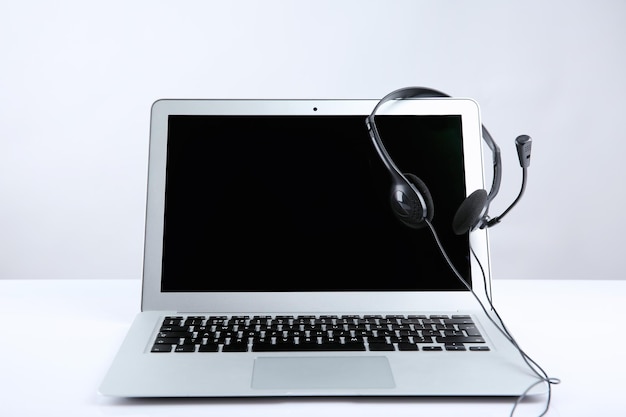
xmin=365 ymin=86 xmax=531 ymax=235
xmin=366 ymin=87 xmax=558 ymax=417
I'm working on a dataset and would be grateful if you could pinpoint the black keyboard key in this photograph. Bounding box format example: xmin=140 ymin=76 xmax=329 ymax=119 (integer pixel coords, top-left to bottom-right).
xmin=470 ymin=346 xmax=490 ymax=351
xmin=151 ymin=344 xmax=173 ymax=352
xmin=160 ymin=325 xmax=188 ymax=332
xmin=369 ymin=343 xmax=395 ymax=351
xmin=174 ymin=345 xmax=196 ymax=352
xmin=198 ymin=343 xmax=220 ymax=352
xmin=398 ymin=342 xmax=419 ymax=351
xmin=422 ymin=346 xmax=443 ymax=351
xmin=444 ymin=343 xmax=467 ymax=351
xmin=154 ymin=337 xmax=180 ymax=345
xmin=163 ymin=316 xmax=183 ymax=325
xmin=158 ymin=331 xmax=189 ymax=338
xmin=436 ymin=336 xmax=485 ymax=344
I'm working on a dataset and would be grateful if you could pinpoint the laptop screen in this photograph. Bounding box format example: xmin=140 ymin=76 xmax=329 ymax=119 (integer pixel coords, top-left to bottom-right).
xmin=160 ymin=114 xmax=470 ymax=292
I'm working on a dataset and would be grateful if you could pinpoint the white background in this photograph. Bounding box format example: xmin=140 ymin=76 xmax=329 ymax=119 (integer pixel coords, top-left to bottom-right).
xmin=1 ymin=0 xmax=625 ymax=280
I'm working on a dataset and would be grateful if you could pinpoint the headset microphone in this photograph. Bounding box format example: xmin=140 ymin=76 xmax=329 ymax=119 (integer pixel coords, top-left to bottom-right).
xmin=482 ymin=134 xmax=532 ymax=228
xmin=516 ymin=134 xmax=532 ymax=168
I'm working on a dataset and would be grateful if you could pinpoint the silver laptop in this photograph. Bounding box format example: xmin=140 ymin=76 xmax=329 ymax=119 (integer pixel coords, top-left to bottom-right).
xmin=99 ymin=97 xmax=540 ymax=398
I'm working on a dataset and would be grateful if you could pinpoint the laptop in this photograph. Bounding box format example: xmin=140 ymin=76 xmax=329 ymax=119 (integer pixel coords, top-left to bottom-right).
xmin=99 ymin=96 xmax=541 ymax=398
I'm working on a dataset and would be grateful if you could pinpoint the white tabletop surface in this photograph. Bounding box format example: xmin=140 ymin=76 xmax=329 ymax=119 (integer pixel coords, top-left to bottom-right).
xmin=1 ymin=278 xmax=624 ymax=417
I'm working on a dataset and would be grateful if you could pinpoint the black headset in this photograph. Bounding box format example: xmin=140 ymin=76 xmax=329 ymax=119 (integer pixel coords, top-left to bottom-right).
xmin=366 ymin=88 xmax=558 ymax=415
xmin=365 ymin=86 xmax=504 ymax=235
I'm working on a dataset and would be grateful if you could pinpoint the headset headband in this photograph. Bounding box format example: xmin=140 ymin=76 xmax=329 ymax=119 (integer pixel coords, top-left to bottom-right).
xmin=366 ymin=87 xmax=501 ymax=203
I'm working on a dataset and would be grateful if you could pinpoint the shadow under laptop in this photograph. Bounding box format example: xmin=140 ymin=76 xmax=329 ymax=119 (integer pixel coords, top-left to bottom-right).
xmin=96 ymin=394 xmax=550 ymax=417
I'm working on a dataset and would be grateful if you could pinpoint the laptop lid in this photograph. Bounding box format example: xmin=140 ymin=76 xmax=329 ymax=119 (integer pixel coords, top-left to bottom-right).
xmin=141 ymin=97 xmax=491 ymax=313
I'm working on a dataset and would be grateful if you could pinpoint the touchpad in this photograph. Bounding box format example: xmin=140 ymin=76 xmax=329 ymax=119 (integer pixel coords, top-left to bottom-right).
xmin=252 ymin=356 xmax=395 ymax=390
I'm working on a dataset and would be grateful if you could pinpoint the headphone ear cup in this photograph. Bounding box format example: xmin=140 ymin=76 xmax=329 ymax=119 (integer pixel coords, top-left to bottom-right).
xmin=396 ymin=173 xmax=434 ymax=229
xmin=452 ymin=189 xmax=488 ymax=235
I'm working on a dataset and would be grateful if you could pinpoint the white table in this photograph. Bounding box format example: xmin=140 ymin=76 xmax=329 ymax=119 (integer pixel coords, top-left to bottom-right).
xmin=1 ymin=278 xmax=624 ymax=416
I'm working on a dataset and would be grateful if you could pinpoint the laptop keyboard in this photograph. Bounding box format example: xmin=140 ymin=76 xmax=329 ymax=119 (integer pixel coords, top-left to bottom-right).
xmin=151 ymin=314 xmax=489 ymax=353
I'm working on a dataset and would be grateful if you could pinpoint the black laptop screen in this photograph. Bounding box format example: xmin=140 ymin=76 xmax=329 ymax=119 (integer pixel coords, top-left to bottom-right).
xmin=161 ymin=115 xmax=470 ymax=291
